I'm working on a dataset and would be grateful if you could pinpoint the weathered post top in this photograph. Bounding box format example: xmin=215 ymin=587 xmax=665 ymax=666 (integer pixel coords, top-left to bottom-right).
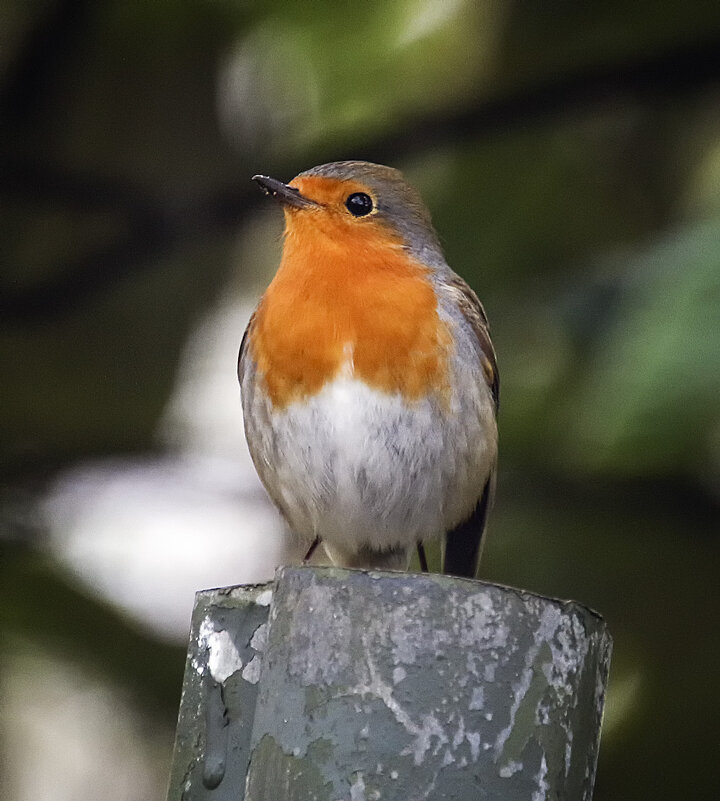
xmin=167 ymin=566 xmax=612 ymax=801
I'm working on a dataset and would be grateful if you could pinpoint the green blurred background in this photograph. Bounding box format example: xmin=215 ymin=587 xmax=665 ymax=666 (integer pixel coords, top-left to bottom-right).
xmin=2 ymin=1 xmax=719 ymax=799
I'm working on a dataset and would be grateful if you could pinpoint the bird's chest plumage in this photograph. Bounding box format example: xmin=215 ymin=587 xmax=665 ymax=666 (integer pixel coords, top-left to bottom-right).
xmin=247 ymin=219 xmax=453 ymax=410
xmin=241 ymin=244 xmax=495 ymax=553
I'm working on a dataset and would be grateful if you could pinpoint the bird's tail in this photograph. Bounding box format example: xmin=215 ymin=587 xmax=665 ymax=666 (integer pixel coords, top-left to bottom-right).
xmin=442 ymin=473 xmax=495 ymax=578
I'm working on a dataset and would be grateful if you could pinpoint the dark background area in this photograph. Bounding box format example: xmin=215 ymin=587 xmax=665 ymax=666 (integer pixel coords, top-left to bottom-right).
xmin=1 ymin=1 xmax=719 ymax=799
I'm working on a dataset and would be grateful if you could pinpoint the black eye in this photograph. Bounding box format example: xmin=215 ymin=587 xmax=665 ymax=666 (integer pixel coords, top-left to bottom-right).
xmin=345 ymin=192 xmax=373 ymax=217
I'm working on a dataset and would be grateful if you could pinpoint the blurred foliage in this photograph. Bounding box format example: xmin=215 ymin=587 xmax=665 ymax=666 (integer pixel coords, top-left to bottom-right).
xmin=0 ymin=540 xmax=185 ymax=716
xmin=1 ymin=0 xmax=719 ymax=799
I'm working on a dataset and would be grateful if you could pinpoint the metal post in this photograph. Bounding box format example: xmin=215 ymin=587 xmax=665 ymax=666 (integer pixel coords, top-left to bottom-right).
xmin=167 ymin=566 xmax=611 ymax=801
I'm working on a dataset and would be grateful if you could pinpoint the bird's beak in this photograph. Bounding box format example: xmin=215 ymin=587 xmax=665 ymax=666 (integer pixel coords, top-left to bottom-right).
xmin=252 ymin=175 xmax=318 ymax=209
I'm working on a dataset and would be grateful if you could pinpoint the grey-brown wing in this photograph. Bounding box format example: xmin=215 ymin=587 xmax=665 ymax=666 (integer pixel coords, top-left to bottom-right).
xmin=441 ymin=275 xmax=499 ymax=577
xmin=444 ymin=275 xmax=499 ymax=412
xmin=237 ymin=311 xmax=256 ymax=383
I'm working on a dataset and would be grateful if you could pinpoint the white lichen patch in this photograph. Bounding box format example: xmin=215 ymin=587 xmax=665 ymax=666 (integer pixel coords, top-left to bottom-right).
xmin=469 ymin=686 xmax=484 ymax=711
xmin=400 ymin=710 xmax=448 ymax=766
xmin=349 ymin=647 xmax=449 ymax=766
xmin=241 ymin=655 xmax=262 ymax=684
xmin=349 ymin=771 xmax=366 ymax=801
xmin=564 ymin=728 xmax=573 ymax=777
xmin=289 ymin=584 xmax=352 ymax=684
xmin=387 ymin=597 xmax=439 ymax=665
xmin=392 ymin=666 xmax=407 ymax=685
xmin=547 ymin=612 xmax=587 ymax=701
xmin=493 ymin=644 xmax=536 ymax=758
xmin=494 ymin=604 xmax=579 ymax=762
xmin=457 ymin=592 xmax=511 ymax=650
xmin=537 ymin=702 xmax=551 ymax=725
xmin=197 ymin=616 xmax=243 ymax=683
xmin=466 ymin=731 xmax=481 ymax=762
xmin=250 ymin=622 xmax=268 ymax=652
xmin=452 ymin=715 xmax=465 ymax=748
xmin=532 ymin=754 xmax=549 ymax=801
xmin=441 ymin=711 xmax=484 ymax=765
xmin=255 ymin=588 xmax=273 ymax=607
xmin=499 ymin=759 xmax=523 ymax=778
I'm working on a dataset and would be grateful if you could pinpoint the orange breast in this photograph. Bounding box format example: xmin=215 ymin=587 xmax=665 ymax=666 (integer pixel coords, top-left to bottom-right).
xmin=248 ymin=209 xmax=451 ymax=410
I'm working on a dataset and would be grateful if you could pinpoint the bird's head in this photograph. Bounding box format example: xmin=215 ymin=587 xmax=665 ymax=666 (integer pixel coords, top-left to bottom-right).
xmin=253 ymin=161 xmax=443 ymax=265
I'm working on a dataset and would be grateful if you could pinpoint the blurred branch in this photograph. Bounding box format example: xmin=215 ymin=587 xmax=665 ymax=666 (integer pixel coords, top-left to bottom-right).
xmin=0 ymin=0 xmax=90 ymax=125
xmin=0 ymin=161 xmax=258 ymax=322
xmin=1 ymin=160 xmax=177 ymax=321
xmin=357 ymin=35 xmax=720 ymax=164
xmin=2 ymin=35 xmax=720 ymax=323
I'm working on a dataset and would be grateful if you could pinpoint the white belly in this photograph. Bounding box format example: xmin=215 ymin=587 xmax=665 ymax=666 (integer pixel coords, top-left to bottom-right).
xmin=243 ymin=368 xmax=497 ymax=561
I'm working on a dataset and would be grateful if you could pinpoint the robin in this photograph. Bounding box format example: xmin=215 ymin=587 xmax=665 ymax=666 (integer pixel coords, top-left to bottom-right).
xmin=238 ymin=161 xmax=498 ymax=577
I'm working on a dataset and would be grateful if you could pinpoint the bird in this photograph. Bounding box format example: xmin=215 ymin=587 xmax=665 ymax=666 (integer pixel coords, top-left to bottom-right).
xmin=238 ymin=161 xmax=498 ymax=578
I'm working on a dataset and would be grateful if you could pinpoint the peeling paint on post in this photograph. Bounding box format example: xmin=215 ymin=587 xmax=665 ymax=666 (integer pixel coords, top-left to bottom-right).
xmin=166 ymin=583 xmax=273 ymax=801
xmin=167 ymin=567 xmax=611 ymax=801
